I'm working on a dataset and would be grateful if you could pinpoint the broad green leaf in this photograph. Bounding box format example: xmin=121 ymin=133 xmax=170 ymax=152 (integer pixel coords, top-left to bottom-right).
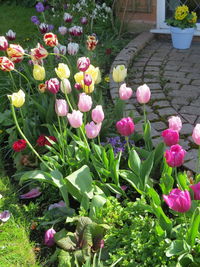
xmin=128 ymin=149 xmax=141 ymax=176
xmin=160 ymin=173 xmax=174 ymax=195
xmin=54 ymin=230 xmax=77 ymax=251
xmin=65 ymin=165 xmax=93 ymax=202
xmin=178 ymin=253 xmax=194 ymax=267
xmin=140 ymin=151 xmax=154 ymax=189
xmin=75 ymin=217 xmax=93 ymax=239
xmin=152 ymin=204 xmax=172 ymax=235
xmin=147 ymin=186 xmax=161 ymax=206
xmin=119 ymin=170 xmax=143 ymax=194
xmin=166 ymin=240 xmax=190 ymax=257
xmin=143 ymin=120 xmax=153 ymax=151
xmin=177 ymin=172 xmax=190 ymax=191
xmin=20 ymin=170 xmax=53 ymax=186
xmin=105 ymin=183 xmax=126 ymax=195
xmin=186 ymin=207 xmax=200 ymax=247
xmin=58 ymin=250 xmax=72 ymax=267
xmin=89 ymin=195 xmax=107 ymax=218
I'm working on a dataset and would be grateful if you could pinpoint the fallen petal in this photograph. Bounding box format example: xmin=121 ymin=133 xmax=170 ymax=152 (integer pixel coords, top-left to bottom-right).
xmin=20 ymin=188 xmax=41 ymax=199
xmin=48 ymin=200 xmax=66 ymax=210
xmin=0 ymin=210 xmax=11 ymax=222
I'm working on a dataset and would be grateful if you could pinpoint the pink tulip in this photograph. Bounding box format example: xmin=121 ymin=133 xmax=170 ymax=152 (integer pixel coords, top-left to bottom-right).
xmin=192 ymin=124 xmax=200 ymax=145
xmin=190 ymin=182 xmax=200 ymax=200
xmin=161 ymin=128 xmax=179 ymax=146
xmin=67 ymin=110 xmax=83 ymax=128
xmin=136 ymin=84 xmax=151 ymax=104
xmin=80 ymin=17 xmax=88 ymax=25
xmin=84 ymin=74 xmax=92 ymax=86
xmin=78 ymin=93 xmax=92 ymax=112
xmin=164 ymin=144 xmax=186 ymax=167
xmin=44 ymin=228 xmax=56 ymax=247
xmin=46 ymin=78 xmax=60 ymax=94
xmin=58 ymin=26 xmax=67 ymax=35
xmin=168 ymin=116 xmax=182 ymax=132
xmin=55 ymin=99 xmax=68 ymax=116
xmin=0 ymin=210 xmax=11 ymax=222
xmin=77 ymin=57 xmax=90 ymax=72
xmin=119 ymin=83 xmax=133 ymax=100
xmin=48 ymin=200 xmax=66 ymax=210
xmin=74 ymin=83 xmax=82 ymax=90
xmin=85 ymin=122 xmax=102 ymax=139
xmin=0 ymin=36 xmax=8 ymax=51
xmin=92 ymin=105 xmax=104 ymax=123
xmin=163 ymin=188 xmax=191 ymax=213
xmin=20 ymin=188 xmax=41 ymax=199
xmin=116 ymin=117 xmax=135 ymax=136
xmin=63 ymin=12 xmax=73 ymax=22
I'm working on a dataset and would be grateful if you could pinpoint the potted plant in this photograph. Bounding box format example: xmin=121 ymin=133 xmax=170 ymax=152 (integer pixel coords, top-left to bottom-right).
xmin=166 ymin=5 xmax=197 ymax=49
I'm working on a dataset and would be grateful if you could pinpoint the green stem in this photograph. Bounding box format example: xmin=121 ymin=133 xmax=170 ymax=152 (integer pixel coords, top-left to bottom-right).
xmin=143 ymin=104 xmax=147 ymax=125
xmin=98 ymin=135 xmax=101 ymax=146
xmin=65 ymin=92 xmax=73 ymax=111
xmin=80 ymin=125 xmax=90 ymax=151
xmin=14 ymin=69 xmax=34 ymax=94
xmin=10 ymin=104 xmax=52 ymax=171
xmin=42 ymin=12 xmax=46 ymax=23
xmin=9 ymin=71 xmax=17 ymax=90
xmin=125 ymin=136 xmax=130 ymax=153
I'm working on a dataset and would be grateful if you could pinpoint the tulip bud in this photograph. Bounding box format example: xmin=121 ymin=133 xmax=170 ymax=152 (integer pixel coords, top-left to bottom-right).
xmin=55 ymin=99 xmax=68 ymax=116
xmin=80 ymin=17 xmax=88 ymax=25
xmin=74 ymin=83 xmax=82 ymax=90
xmin=163 ymin=189 xmax=191 ymax=213
xmin=55 ymin=63 xmax=70 ymax=79
xmin=119 ymin=83 xmax=133 ymax=100
xmin=192 ymin=124 xmax=200 ymax=145
xmin=84 ymin=74 xmax=92 ymax=86
xmin=6 ymin=29 xmax=16 ymax=41
xmin=44 ymin=228 xmax=56 ymax=247
xmin=69 ymin=26 xmax=83 ymax=36
xmin=168 ymin=116 xmax=182 ymax=132
xmin=77 ymin=57 xmax=90 ymax=72
xmin=85 ymin=121 xmax=102 ymax=139
xmin=190 ymin=182 xmax=200 ymax=200
xmin=67 ymin=42 xmax=79 ymax=55
xmin=67 ymin=110 xmax=83 ymax=128
xmin=61 ymin=78 xmax=71 ymax=94
xmin=0 ymin=36 xmax=8 ymax=51
xmin=112 ymin=65 xmax=127 ymax=83
xmin=58 ymin=26 xmax=67 ymax=35
xmin=161 ymin=128 xmax=179 ymax=146
xmin=39 ymin=23 xmax=49 ymax=34
xmin=8 ymin=89 xmax=25 ymax=108
xmin=46 ymin=78 xmax=60 ymax=94
xmin=116 ymin=117 xmax=134 ymax=136
xmin=38 ymin=83 xmax=46 ymax=93
xmin=136 ymin=84 xmax=151 ymax=104
xmin=33 ymin=64 xmax=45 ymax=81
xmin=0 ymin=56 xmax=14 ymax=72
xmin=0 ymin=210 xmax=11 ymax=222
xmin=87 ymin=34 xmax=98 ymax=51
xmin=164 ymin=144 xmax=186 ymax=167
xmin=78 ymin=93 xmax=92 ymax=112
xmin=31 ymin=43 xmax=48 ymax=62
xmin=63 ymin=13 xmax=73 ymax=22
xmin=92 ymin=105 xmax=104 ymax=123
xmin=43 ymin=32 xmax=58 ymax=47
xmin=7 ymin=44 xmax=24 ymax=63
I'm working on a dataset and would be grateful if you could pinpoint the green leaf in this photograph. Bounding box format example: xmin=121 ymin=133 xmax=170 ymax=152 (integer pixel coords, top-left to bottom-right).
xmin=166 ymin=240 xmax=190 ymax=257
xmin=128 ymin=149 xmax=141 ymax=176
xmin=147 ymin=186 xmax=161 ymax=206
xmin=19 ymin=170 xmax=54 ymax=186
xmin=140 ymin=151 xmax=154 ymax=189
xmin=186 ymin=207 xmax=200 ymax=247
xmin=160 ymin=173 xmax=174 ymax=195
xmin=75 ymin=217 xmax=93 ymax=240
xmin=119 ymin=170 xmax=143 ymax=194
xmin=54 ymin=229 xmax=77 ymax=251
xmin=65 ymin=165 xmax=93 ymax=202
xmin=143 ymin=120 xmax=153 ymax=151
xmin=178 ymin=253 xmax=194 ymax=267
xmin=89 ymin=195 xmax=107 ymax=218
xmin=177 ymin=172 xmax=190 ymax=191
xmin=58 ymin=250 xmax=73 ymax=267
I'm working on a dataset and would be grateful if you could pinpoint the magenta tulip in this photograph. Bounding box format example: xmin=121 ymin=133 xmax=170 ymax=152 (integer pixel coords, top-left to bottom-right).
xmin=78 ymin=93 xmax=92 ymax=112
xmin=164 ymin=144 xmax=186 ymax=167
xmin=44 ymin=228 xmax=56 ymax=247
xmin=67 ymin=110 xmax=83 ymax=128
xmin=161 ymin=128 xmax=179 ymax=146
xmin=84 ymin=74 xmax=92 ymax=86
xmin=168 ymin=116 xmax=182 ymax=132
xmin=136 ymin=84 xmax=151 ymax=104
xmin=92 ymin=105 xmax=104 ymax=123
xmin=46 ymin=78 xmax=60 ymax=94
xmin=119 ymin=83 xmax=133 ymax=100
xmin=163 ymin=188 xmax=191 ymax=213
xmin=85 ymin=122 xmax=101 ymax=139
xmin=190 ymin=182 xmax=200 ymax=200
xmin=192 ymin=124 xmax=200 ymax=145
xmin=116 ymin=117 xmax=135 ymax=136
xmin=55 ymin=99 xmax=68 ymax=116
xmin=77 ymin=57 xmax=90 ymax=72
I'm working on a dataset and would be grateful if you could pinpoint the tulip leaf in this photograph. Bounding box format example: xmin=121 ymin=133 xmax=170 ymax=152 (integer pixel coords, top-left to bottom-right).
xmin=160 ymin=173 xmax=174 ymax=195
xmin=119 ymin=170 xmax=143 ymax=194
xmin=166 ymin=240 xmax=190 ymax=257
xmin=140 ymin=151 xmax=155 ymax=190
xmin=89 ymin=194 xmax=107 ymax=218
xmin=143 ymin=120 xmax=153 ymax=151
xmin=128 ymin=149 xmax=141 ymax=176
xmin=177 ymin=172 xmax=190 ymax=191
xmin=147 ymin=186 xmax=161 ymax=206
xmin=186 ymin=207 xmax=200 ymax=247
xmin=20 ymin=169 xmax=54 ymax=186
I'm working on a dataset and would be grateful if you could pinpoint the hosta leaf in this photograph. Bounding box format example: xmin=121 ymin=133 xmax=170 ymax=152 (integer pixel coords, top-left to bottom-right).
xmin=54 ymin=229 xmax=77 ymax=251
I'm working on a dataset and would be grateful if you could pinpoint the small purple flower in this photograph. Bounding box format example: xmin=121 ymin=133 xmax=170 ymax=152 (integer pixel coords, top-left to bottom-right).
xmin=48 ymin=24 xmax=54 ymax=31
xmin=0 ymin=210 xmax=11 ymax=222
xmin=31 ymin=15 xmax=40 ymax=25
xmin=35 ymin=2 xmax=45 ymax=12
xmin=20 ymin=188 xmax=42 ymax=199
xmin=44 ymin=228 xmax=56 ymax=247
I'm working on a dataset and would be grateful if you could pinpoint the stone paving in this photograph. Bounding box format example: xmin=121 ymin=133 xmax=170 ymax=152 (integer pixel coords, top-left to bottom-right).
xmin=109 ymin=33 xmax=200 ymax=172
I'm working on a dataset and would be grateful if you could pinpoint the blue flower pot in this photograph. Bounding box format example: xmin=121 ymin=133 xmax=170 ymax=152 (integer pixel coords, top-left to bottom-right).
xmin=170 ymin=26 xmax=195 ymax=49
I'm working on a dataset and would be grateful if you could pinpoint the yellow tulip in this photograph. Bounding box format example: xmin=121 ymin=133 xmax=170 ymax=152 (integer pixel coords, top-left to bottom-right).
xmin=95 ymin=67 xmax=101 ymax=84
xmin=55 ymin=63 xmax=70 ymax=79
xmin=9 ymin=89 xmax=25 ymax=108
xmin=81 ymin=80 xmax=94 ymax=94
xmin=33 ymin=64 xmax=45 ymax=81
xmin=74 ymin=72 xmax=84 ymax=84
xmin=112 ymin=65 xmax=127 ymax=83
xmin=86 ymin=65 xmax=98 ymax=83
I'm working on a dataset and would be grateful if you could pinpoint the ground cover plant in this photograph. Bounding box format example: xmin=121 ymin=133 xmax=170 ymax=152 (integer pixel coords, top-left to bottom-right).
xmin=1 ymin=1 xmax=200 ymax=266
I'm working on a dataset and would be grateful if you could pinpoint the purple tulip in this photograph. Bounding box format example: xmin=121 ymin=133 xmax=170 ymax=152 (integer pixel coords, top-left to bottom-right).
xmin=190 ymin=182 xmax=200 ymax=200
xmin=163 ymin=188 xmax=191 ymax=213
xmin=116 ymin=117 xmax=135 ymax=136
xmin=58 ymin=26 xmax=67 ymax=35
xmin=20 ymin=188 xmax=42 ymax=199
xmin=63 ymin=13 xmax=73 ymax=23
xmin=44 ymin=228 xmax=56 ymax=247
xmin=35 ymin=2 xmax=45 ymax=12
xmin=0 ymin=210 xmax=11 ymax=222
xmin=161 ymin=128 xmax=179 ymax=146
xmin=164 ymin=144 xmax=186 ymax=167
